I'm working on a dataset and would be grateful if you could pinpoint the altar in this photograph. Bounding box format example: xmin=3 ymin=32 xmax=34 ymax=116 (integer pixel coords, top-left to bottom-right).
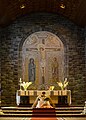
xmin=17 ymin=90 xmax=71 ymax=106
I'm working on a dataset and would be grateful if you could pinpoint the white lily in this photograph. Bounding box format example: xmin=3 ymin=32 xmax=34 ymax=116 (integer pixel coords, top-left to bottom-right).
xmin=57 ymin=79 xmax=68 ymax=90
xmin=57 ymin=82 xmax=63 ymax=88
xmin=64 ymin=81 xmax=68 ymax=88
xmin=0 ymin=109 xmax=4 ymax=115
xmin=21 ymin=82 xmax=32 ymax=90
xmin=49 ymin=86 xmax=54 ymax=90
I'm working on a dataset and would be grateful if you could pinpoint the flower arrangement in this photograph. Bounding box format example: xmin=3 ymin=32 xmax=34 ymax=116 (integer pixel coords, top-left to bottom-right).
xmin=57 ymin=78 xmax=68 ymax=90
xmin=49 ymin=86 xmax=55 ymax=90
xmin=21 ymin=82 xmax=32 ymax=91
xmin=0 ymin=109 xmax=4 ymax=115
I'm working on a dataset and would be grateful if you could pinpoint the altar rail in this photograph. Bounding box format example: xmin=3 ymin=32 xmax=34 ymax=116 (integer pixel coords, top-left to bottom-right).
xmin=17 ymin=90 xmax=71 ymax=105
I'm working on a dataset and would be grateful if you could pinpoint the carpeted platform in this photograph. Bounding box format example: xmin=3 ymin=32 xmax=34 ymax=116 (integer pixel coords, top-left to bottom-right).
xmin=32 ymin=108 xmax=56 ymax=117
xmin=30 ymin=108 xmax=66 ymax=120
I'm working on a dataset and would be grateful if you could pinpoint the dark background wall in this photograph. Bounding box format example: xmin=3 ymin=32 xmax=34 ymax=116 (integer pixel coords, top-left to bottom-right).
xmin=84 ymin=27 xmax=86 ymax=69
xmin=0 ymin=13 xmax=86 ymax=106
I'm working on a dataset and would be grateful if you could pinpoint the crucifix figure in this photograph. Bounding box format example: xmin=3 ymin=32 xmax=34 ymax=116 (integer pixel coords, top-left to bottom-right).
xmin=37 ymin=40 xmax=46 ymax=84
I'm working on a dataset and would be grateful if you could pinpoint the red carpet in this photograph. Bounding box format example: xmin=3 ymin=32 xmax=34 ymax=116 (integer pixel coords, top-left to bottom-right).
xmin=32 ymin=108 xmax=56 ymax=117
xmin=31 ymin=117 xmax=63 ymax=120
xmin=30 ymin=108 xmax=59 ymax=120
xmin=31 ymin=117 xmax=57 ymax=120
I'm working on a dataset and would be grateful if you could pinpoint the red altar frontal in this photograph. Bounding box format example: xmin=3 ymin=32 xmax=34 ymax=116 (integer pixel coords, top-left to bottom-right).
xmin=17 ymin=90 xmax=71 ymax=106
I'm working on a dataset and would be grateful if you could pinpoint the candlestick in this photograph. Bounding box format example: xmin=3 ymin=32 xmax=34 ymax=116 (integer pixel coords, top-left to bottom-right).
xmin=19 ymin=78 xmax=22 ymax=90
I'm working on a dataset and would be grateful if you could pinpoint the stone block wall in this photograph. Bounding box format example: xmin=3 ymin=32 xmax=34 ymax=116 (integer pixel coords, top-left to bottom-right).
xmin=84 ymin=27 xmax=86 ymax=69
xmin=0 ymin=13 xmax=86 ymax=106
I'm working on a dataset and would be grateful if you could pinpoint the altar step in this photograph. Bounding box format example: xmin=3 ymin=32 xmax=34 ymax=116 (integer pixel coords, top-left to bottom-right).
xmin=2 ymin=109 xmax=83 ymax=114
xmin=0 ymin=114 xmax=86 ymax=117
xmin=0 ymin=106 xmax=86 ymax=118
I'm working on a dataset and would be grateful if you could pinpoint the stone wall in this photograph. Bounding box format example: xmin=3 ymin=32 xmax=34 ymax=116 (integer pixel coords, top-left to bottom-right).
xmin=1 ymin=13 xmax=86 ymax=106
xmin=84 ymin=27 xmax=86 ymax=70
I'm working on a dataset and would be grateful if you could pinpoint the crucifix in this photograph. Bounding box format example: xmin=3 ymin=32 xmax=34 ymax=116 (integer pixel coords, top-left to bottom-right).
xmin=26 ymin=39 xmax=60 ymax=84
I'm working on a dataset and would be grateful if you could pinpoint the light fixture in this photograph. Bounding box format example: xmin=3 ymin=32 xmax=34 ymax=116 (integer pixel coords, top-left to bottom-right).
xmin=60 ymin=3 xmax=65 ymax=9
xmin=20 ymin=4 xmax=25 ymax=9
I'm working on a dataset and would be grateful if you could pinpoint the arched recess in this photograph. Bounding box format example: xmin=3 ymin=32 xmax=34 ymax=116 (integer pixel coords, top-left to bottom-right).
xmin=20 ymin=31 xmax=65 ymax=90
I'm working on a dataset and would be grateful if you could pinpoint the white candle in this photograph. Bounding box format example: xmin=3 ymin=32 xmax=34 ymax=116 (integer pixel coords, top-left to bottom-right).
xmin=20 ymin=78 xmax=22 ymax=82
xmin=65 ymin=78 xmax=67 ymax=82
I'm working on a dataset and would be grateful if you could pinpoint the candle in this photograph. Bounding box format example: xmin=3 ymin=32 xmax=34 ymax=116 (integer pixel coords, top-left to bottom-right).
xmin=20 ymin=78 xmax=22 ymax=82
xmin=65 ymin=78 xmax=67 ymax=82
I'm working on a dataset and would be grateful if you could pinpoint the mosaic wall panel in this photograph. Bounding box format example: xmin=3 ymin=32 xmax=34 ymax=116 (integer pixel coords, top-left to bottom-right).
xmin=21 ymin=31 xmax=64 ymax=89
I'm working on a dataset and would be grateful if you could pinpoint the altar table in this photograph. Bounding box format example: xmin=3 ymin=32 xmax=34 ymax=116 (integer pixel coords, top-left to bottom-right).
xmin=17 ymin=90 xmax=71 ymax=106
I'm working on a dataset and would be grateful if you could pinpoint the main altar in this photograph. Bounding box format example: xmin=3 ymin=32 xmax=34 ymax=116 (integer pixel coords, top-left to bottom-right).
xmin=17 ymin=90 xmax=71 ymax=106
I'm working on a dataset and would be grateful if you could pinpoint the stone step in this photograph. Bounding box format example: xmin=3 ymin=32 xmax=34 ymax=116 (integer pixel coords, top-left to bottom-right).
xmin=2 ymin=110 xmax=82 ymax=114
xmin=1 ymin=106 xmax=84 ymax=110
xmin=0 ymin=106 xmax=85 ymax=118
xmin=0 ymin=113 xmax=86 ymax=117
xmin=1 ymin=107 xmax=83 ymax=113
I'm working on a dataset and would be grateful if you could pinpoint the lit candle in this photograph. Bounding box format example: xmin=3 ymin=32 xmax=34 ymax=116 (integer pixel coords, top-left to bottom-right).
xmin=65 ymin=78 xmax=67 ymax=82
xmin=20 ymin=78 xmax=22 ymax=82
